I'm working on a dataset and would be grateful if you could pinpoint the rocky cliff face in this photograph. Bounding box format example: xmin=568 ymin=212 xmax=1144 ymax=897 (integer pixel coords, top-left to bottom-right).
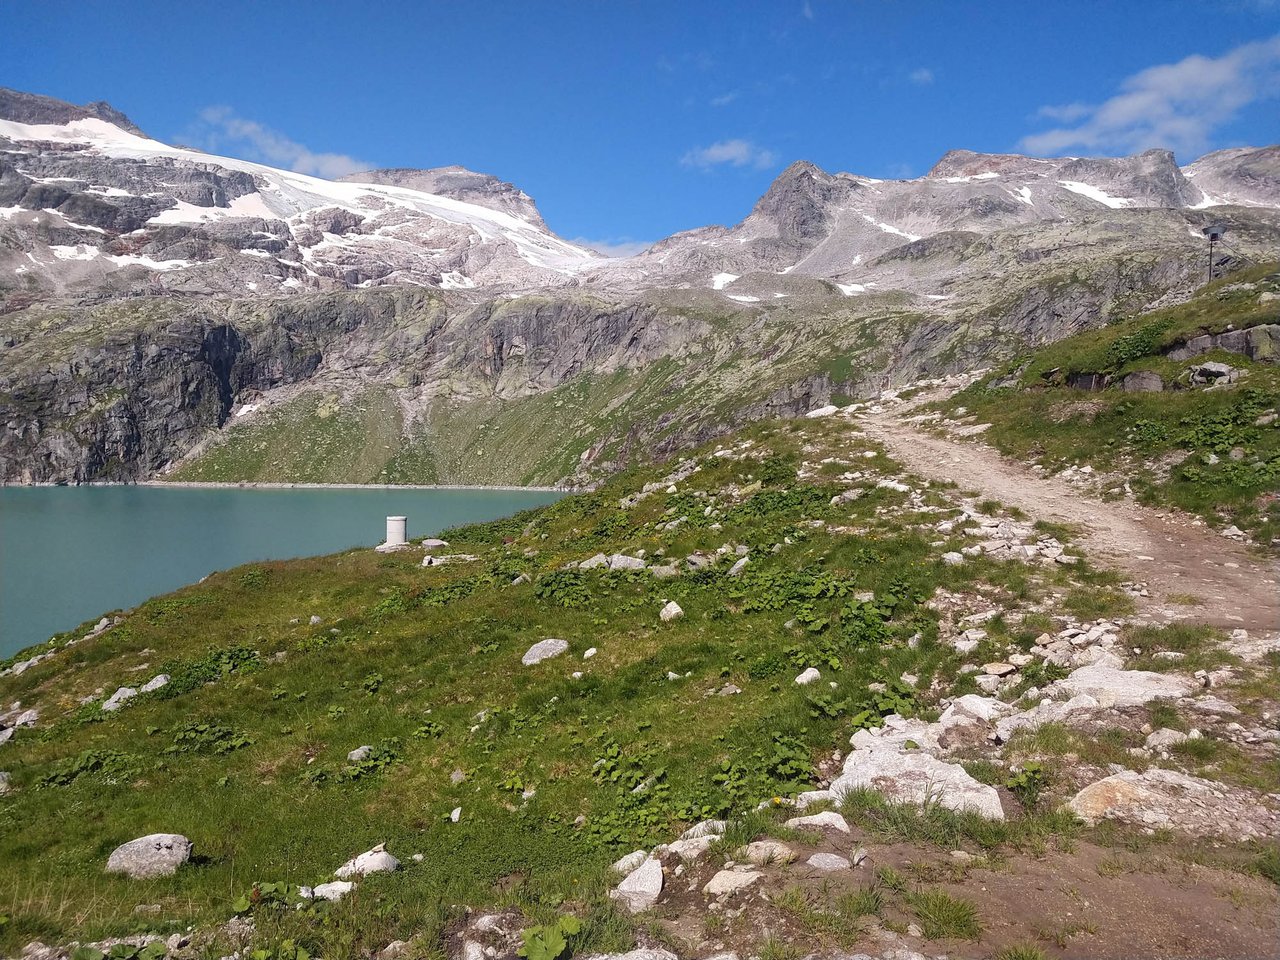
xmin=2 ymin=87 xmax=1279 ymax=486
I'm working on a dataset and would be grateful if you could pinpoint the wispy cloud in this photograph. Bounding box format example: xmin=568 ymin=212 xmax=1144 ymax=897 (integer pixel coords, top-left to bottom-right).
xmin=908 ymin=67 xmax=934 ymax=86
xmin=709 ymin=91 xmax=739 ymax=107
xmin=681 ymin=138 xmax=778 ymax=171
xmin=190 ymin=106 xmax=374 ymax=178
xmin=802 ymin=0 xmax=815 ymax=20
xmin=1021 ymin=35 xmax=1280 ymax=156
xmin=572 ymin=236 xmax=653 ymax=258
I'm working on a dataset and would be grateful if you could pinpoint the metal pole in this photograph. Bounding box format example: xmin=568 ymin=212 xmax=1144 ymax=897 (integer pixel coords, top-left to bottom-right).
xmin=1207 ymin=238 xmax=1214 ymax=284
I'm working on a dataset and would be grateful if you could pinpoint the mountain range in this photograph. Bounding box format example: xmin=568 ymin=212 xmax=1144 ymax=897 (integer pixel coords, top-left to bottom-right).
xmin=2 ymin=87 xmax=1278 ymax=485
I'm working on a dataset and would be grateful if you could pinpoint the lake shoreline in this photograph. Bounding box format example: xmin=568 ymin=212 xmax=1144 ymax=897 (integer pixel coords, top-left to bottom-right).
xmin=4 ymin=480 xmax=579 ymax=493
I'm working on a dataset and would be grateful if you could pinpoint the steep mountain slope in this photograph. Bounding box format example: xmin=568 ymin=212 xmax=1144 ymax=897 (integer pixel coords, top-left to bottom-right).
xmin=1 ymin=87 xmax=1279 ymax=486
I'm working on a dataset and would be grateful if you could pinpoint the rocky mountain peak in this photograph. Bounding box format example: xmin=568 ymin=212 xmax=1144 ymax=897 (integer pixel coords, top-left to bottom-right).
xmin=750 ymin=160 xmax=855 ymax=243
xmin=0 ymin=87 xmax=146 ymax=137
xmin=339 ymin=165 xmax=547 ymax=228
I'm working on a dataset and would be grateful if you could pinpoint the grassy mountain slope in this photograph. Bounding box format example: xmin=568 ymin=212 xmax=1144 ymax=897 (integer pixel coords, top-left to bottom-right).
xmin=3 ymin=412 xmax=1277 ymax=959
xmin=932 ymin=264 xmax=1280 ymax=548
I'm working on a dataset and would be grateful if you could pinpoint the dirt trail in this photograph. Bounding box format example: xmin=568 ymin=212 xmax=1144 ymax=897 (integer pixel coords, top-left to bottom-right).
xmin=856 ymin=409 xmax=1280 ymax=634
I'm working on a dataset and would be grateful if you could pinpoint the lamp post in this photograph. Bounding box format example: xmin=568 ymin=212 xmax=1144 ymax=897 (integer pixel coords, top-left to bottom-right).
xmin=1201 ymin=224 xmax=1225 ymax=284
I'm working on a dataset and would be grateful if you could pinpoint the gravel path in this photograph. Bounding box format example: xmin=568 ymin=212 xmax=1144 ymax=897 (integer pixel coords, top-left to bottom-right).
xmin=856 ymin=408 xmax=1280 ymax=633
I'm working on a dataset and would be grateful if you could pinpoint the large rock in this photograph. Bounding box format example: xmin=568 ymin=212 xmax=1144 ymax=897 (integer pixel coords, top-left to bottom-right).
xmin=610 ymin=857 xmax=663 ymax=913
xmin=1066 ymin=768 xmax=1280 ymax=839
xmin=521 ymin=638 xmax=569 ymax=666
xmin=106 ymin=834 xmax=193 ymax=878
xmin=831 ymin=751 xmax=1005 ymax=819
xmin=1053 ymin=665 xmax=1193 ymax=708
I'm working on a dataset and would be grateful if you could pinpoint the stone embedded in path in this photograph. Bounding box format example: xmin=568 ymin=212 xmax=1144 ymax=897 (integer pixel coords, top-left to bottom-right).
xmin=831 ymin=751 xmax=1005 ymax=820
xmin=610 ymin=857 xmax=663 ymax=913
xmin=659 ymin=601 xmax=684 ymax=622
xmin=521 ymin=638 xmax=569 ymax=666
xmin=106 ymin=834 xmax=193 ymax=878
xmin=1145 ymin=728 xmax=1192 ymax=750
xmin=1067 ymin=768 xmax=1280 ymax=839
xmin=1053 ymin=664 xmax=1194 ymax=709
xmin=666 ymin=835 xmax=715 ymax=860
xmin=806 ymin=852 xmax=851 ymax=871
xmin=742 ymin=840 xmax=795 ymax=865
xmin=995 ymin=694 xmax=1100 ymax=741
xmin=938 ymin=694 xmax=1011 ymax=733
xmin=785 ymin=811 xmax=850 ymax=833
xmin=335 ymin=843 xmax=399 ymax=879
xmin=703 ymin=869 xmax=761 ymax=896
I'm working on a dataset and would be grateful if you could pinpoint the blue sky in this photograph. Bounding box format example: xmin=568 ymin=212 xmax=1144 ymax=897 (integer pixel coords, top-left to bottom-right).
xmin=3 ymin=1 xmax=1279 ymax=252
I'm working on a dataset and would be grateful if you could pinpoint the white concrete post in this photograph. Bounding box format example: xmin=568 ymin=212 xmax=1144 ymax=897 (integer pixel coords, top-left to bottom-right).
xmin=385 ymin=516 xmax=407 ymax=548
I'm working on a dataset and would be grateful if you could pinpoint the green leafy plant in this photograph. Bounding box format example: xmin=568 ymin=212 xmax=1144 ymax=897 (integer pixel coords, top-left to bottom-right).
xmin=534 ymin=570 xmax=592 ymax=608
xmin=517 ymin=914 xmax=582 ymax=960
xmin=1006 ymin=761 xmax=1048 ymax=809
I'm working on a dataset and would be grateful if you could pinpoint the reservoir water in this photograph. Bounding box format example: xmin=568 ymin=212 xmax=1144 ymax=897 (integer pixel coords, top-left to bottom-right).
xmin=0 ymin=485 xmax=562 ymax=658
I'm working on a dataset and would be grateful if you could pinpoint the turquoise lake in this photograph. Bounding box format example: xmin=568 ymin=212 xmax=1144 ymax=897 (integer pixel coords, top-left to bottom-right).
xmin=0 ymin=485 xmax=562 ymax=658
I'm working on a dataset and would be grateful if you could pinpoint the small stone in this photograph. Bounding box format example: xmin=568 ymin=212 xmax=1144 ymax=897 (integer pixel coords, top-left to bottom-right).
xmin=309 ymin=615 xmax=322 ymax=626
xmin=806 ymin=852 xmax=851 ymax=871
xmin=521 ymin=638 xmax=569 ymax=666
xmin=741 ymin=840 xmax=795 ymax=865
xmin=347 ymin=745 xmax=373 ymax=762
xmin=312 ymin=880 xmax=353 ymax=902
xmin=703 ymin=869 xmax=761 ymax=897
xmin=140 ymin=674 xmax=169 ymax=694
xmin=659 ymin=601 xmax=684 ymax=622
xmin=583 ymin=647 xmax=598 ymax=659
xmin=794 ymin=667 xmax=821 ymax=686
xmin=102 ymin=686 xmax=138 ymax=712
xmin=450 ymin=807 xmax=462 ymax=823
xmin=784 ymin=811 xmax=850 ymax=833
xmin=335 ymin=843 xmax=399 ymax=878
xmin=983 ymin=662 xmax=1017 ymax=677
xmin=612 ymin=849 xmax=649 ymax=874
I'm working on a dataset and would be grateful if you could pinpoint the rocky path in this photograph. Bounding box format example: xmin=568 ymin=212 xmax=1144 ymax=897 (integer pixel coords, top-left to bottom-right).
xmin=855 ymin=407 xmax=1280 ymax=633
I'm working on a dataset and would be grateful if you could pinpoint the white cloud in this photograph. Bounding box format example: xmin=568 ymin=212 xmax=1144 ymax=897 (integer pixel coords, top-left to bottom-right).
xmin=681 ymin=139 xmax=779 ymax=171
xmin=710 ymin=91 xmax=739 ymax=107
xmin=571 ymin=236 xmax=652 ymax=258
xmin=908 ymin=67 xmax=934 ymax=86
xmin=802 ymin=1 xmax=814 ymax=20
xmin=191 ymin=106 xmax=374 ymax=179
xmin=1021 ymin=35 xmax=1280 ymax=157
